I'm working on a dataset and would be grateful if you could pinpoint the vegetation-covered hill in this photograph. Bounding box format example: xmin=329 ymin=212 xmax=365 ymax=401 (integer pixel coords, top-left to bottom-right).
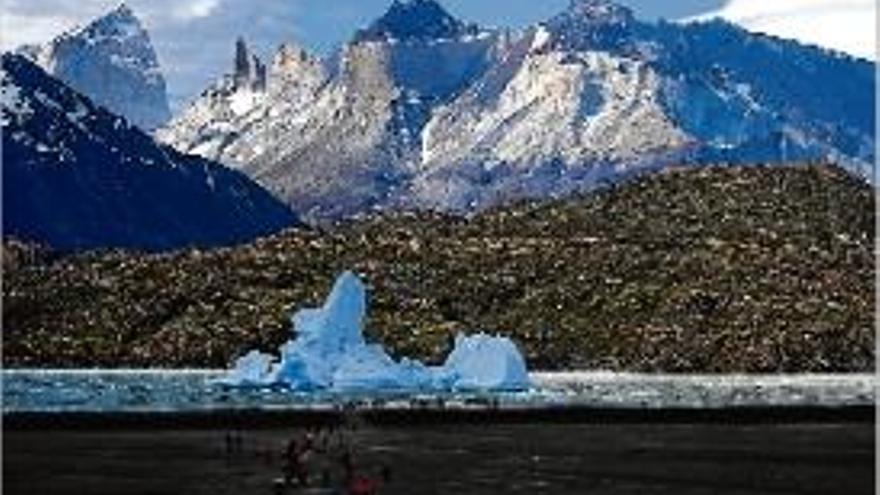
xmin=3 ymin=164 xmax=875 ymax=372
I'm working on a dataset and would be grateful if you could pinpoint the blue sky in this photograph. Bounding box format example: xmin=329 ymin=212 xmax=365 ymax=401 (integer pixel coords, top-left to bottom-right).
xmin=2 ymin=0 xmax=871 ymax=110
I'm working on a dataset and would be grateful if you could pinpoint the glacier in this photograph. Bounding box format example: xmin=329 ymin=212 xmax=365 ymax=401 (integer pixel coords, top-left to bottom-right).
xmin=221 ymin=271 xmax=530 ymax=392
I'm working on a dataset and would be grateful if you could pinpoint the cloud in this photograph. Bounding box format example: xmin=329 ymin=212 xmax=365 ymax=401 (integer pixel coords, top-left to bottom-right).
xmin=0 ymin=0 xmax=227 ymax=50
xmin=0 ymin=12 xmax=75 ymax=48
xmin=171 ymin=0 xmax=223 ymax=20
xmin=692 ymin=0 xmax=876 ymax=60
xmin=9 ymin=0 xmax=856 ymax=114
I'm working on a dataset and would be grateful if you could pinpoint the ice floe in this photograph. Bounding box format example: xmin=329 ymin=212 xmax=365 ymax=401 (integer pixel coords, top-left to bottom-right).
xmin=221 ymin=271 xmax=530 ymax=392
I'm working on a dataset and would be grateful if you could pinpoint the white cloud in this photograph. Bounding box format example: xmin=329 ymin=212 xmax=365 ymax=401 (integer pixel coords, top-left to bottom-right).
xmin=691 ymin=0 xmax=877 ymax=60
xmin=0 ymin=12 xmax=77 ymax=49
xmin=0 ymin=0 xmax=228 ymax=50
xmin=171 ymin=0 xmax=222 ymax=20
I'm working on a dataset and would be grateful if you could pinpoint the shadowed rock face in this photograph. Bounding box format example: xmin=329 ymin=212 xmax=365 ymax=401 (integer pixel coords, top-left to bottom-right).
xmin=1 ymin=53 xmax=300 ymax=251
xmin=20 ymin=4 xmax=171 ymax=131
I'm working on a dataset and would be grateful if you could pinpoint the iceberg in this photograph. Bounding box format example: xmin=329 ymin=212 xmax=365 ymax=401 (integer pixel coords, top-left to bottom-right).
xmin=222 ymin=271 xmax=530 ymax=391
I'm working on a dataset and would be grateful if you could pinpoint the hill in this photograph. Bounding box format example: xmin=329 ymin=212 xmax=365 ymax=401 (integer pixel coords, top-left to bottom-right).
xmin=1 ymin=53 xmax=300 ymax=252
xmin=3 ymin=164 xmax=874 ymax=372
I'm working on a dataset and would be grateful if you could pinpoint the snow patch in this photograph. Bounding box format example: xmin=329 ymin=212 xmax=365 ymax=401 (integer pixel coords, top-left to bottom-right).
xmin=1 ymin=68 xmax=33 ymax=126
xmin=531 ymin=26 xmax=552 ymax=52
xmin=228 ymin=89 xmax=261 ymax=116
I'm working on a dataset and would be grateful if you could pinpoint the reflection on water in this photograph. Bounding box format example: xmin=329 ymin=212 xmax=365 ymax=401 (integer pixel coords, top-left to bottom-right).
xmin=1 ymin=370 xmax=874 ymax=413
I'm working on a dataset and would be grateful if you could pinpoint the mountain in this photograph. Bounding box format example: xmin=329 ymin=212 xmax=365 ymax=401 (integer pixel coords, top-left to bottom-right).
xmin=353 ymin=0 xmax=478 ymax=42
xmin=3 ymin=164 xmax=873 ymax=371
xmin=158 ymin=0 xmax=875 ymax=221
xmin=1 ymin=53 xmax=300 ymax=252
xmin=18 ymin=4 xmax=171 ymax=130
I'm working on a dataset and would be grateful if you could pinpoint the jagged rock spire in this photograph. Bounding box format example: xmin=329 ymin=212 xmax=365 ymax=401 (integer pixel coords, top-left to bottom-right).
xmin=232 ymin=37 xmax=268 ymax=91
xmin=234 ymin=37 xmax=252 ymax=88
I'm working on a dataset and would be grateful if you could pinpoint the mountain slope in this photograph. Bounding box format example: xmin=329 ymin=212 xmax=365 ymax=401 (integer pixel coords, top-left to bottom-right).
xmin=1 ymin=53 xmax=300 ymax=251
xmin=3 ymin=165 xmax=873 ymax=372
xmin=19 ymin=4 xmax=171 ymax=130
xmin=158 ymin=0 xmax=875 ymax=221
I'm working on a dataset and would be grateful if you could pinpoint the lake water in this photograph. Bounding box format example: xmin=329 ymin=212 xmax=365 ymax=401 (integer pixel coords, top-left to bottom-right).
xmin=1 ymin=370 xmax=874 ymax=413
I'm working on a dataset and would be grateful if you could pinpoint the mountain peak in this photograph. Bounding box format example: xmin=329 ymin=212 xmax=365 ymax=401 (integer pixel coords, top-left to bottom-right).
xmin=355 ymin=0 xmax=471 ymax=42
xmin=112 ymin=3 xmax=135 ymax=18
xmin=85 ymin=2 xmax=146 ymax=39
xmin=544 ymin=0 xmax=637 ymax=52
xmin=566 ymin=0 xmax=634 ymax=24
xmin=31 ymin=2 xmax=170 ymax=130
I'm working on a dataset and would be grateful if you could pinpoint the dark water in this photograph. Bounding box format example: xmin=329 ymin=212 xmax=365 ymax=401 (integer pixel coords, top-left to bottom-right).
xmin=4 ymin=422 xmax=874 ymax=495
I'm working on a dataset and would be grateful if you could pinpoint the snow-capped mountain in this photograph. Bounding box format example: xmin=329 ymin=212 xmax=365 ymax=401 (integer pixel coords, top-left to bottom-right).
xmin=159 ymin=1 xmax=503 ymax=219
xmin=1 ymin=53 xmax=299 ymax=251
xmin=156 ymin=38 xmax=327 ymax=165
xmin=18 ymin=4 xmax=171 ymax=131
xmin=158 ymin=0 xmax=875 ymax=220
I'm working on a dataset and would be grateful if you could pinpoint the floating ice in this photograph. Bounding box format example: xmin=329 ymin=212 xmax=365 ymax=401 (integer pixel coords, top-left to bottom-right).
xmin=222 ymin=271 xmax=530 ymax=391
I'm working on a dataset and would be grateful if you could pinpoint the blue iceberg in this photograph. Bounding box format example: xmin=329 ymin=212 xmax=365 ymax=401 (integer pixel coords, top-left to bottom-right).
xmin=221 ymin=271 xmax=530 ymax=391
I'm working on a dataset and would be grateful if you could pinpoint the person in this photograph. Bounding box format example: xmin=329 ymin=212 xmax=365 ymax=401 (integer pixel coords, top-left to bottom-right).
xmin=285 ymin=438 xmax=298 ymax=463
xmin=347 ymin=474 xmax=379 ymax=495
xmin=283 ymin=438 xmax=303 ymax=486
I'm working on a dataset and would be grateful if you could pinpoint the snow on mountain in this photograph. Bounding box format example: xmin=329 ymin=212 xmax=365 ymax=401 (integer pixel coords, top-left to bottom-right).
xmin=156 ymin=38 xmax=327 ymax=166
xmin=158 ymin=0 xmax=875 ymax=221
xmin=159 ymin=1 xmax=502 ymax=220
xmin=18 ymin=4 xmax=172 ymax=130
xmin=690 ymin=0 xmax=876 ymax=61
xmin=1 ymin=53 xmax=299 ymax=251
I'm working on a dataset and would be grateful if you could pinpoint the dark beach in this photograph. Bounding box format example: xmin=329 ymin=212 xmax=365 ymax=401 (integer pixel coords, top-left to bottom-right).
xmin=4 ymin=407 xmax=875 ymax=495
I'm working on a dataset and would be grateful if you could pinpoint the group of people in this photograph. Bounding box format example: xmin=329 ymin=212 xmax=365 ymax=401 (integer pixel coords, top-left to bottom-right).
xmin=280 ymin=426 xmax=391 ymax=494
xmin=225 ymin=414 xmax=392 ymax=495
xmin=222 ymin=424 xmax=391 ymax=495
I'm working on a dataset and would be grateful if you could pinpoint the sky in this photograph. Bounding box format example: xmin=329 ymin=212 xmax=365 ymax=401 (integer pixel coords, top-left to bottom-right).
xmin=0 ymin=0 xmax=873 ymax=110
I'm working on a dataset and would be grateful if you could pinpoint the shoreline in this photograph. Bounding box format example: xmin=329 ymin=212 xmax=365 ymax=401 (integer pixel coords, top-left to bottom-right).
xmin=4 ymin=404 xmax=874 ymax=431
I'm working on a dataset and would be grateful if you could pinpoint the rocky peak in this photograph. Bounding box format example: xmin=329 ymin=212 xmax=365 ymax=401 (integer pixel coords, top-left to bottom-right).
xmin=567 ymin=0 xmax=634 ymax=25
xmin=354 ymin=0 xmax=473 ymax=42
xmin=272 ymin=43 xmax=318 ymax=74
xmin=233 ymin=37 xmax=266 ymax=91
xmin=544 ymin=0 xmax=637 ymax=52
xmin=23 ymin=3 xmax=171 ymax=130
xmin=80 ymin=3 xmax=149 ymax=46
